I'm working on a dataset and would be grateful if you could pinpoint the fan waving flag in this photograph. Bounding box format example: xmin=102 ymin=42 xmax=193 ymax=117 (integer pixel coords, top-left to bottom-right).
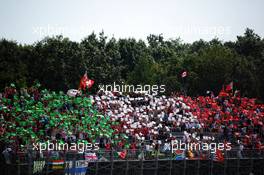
xmin=117 ymin=150 xmax=127 ymax=159
xmin=181 ymin=71 xmax=187 ymax=78
xmin=213 ymin=149 xmax=224 ymax=162
xmin=87 ymin=79 xmax=95 ymax=88
xmin=225 ymin=82 xmax=233 ymax=92
xmin=218 ymin=85 xmax=229 ymax=97
xmin=79 ymin=71 xmax=94 ymax=90
xmin=79 ymin=72 xmax=88 ymax=90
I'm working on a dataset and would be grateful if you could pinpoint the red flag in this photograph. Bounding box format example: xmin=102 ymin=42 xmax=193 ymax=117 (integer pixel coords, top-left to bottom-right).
xmin=79 ymin=72 xmax=94 ymax=90
xmin=118 ymin=141 xmax=124 ymax=148
xmin=181 ymin=71 xmax=187 ymax=78
xmin=218 ymin=85 xmax=229 ymax=97
xmin=87 ymin=79 xmax=94 ymax=88
xmin=214 ymin=149 xmax=224 ymax=162
xmin=118 ymin=150 xmax=127 ymax=159
xmin=105 ymin=143 xmax=111 ymax=150
xmin=218 ymin=90 xmax=229 ymax=97
xmin=79 ymin=72 xmax=88 ymax=90
xmin=225 ymin=82 xmax=233 ymax=92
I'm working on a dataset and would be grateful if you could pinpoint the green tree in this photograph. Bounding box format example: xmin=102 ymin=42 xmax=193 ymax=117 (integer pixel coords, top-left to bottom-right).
xmin=0 ymin=39 xmax=28 ymax=89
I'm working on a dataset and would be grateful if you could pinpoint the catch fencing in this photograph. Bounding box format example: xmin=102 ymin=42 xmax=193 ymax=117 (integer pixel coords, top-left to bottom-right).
xmin=1 ymin=149 xmax=264 ymax=175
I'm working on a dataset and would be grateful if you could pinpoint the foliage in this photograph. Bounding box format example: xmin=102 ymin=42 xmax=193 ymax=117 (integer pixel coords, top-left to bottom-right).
xmin=0 ymin=28 xmax=264 ymax=100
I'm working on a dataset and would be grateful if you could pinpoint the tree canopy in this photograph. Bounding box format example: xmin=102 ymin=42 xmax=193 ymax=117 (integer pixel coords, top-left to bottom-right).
xmin=0 ymin=28 xmax=264 ymax=100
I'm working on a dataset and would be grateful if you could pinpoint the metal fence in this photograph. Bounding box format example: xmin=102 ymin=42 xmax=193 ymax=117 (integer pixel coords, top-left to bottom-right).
xmin=1 ymin=149 xmax=264 ymax=175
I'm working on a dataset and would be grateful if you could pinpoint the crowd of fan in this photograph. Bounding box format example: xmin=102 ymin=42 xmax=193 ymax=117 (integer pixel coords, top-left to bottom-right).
xmin=1 ymin=88 xmax=264 ymax=163
xmin=91 ymin=91 xmax=264 ymax=152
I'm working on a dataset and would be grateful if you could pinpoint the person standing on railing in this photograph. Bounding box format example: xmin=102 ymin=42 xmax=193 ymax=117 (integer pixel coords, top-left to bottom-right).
xmin=2 ymin=147 xmax=12 ymax=164
xmin=237 ymin=140 xmax=244 ymax=159
xmin=1 ymin=146 xmax=14 ymax=175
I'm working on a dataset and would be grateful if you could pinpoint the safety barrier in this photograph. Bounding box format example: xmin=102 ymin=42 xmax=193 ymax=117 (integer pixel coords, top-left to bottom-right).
xmin=1 ymin=149 xmax=263 ymax=175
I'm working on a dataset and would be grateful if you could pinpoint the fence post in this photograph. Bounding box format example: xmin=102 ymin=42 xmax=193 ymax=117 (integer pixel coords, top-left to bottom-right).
xmin=210 ymin=154 xmax=213 ymax=175
xmin=110 ymin=149 xmax=113 ymax=175
xmin=28 ymin=152 xmax=32 ymax=175
xmin=95 ymin=159 xmax=98 ymax=175
xmin=197 ymin=151 xmax=200 ymax=175
xmin=169 ymin=150 xmax=172 ymax=175
xmin=237 ymin=154 xmax=240 ymax=175
xmin=183 ymin=157 xmax=186 ymax=175
xmin=223 ymin=150 xmax=226 ymax=175
xmin=170 ymin=151 xmax=174 ymax=175
xmin=125 ymin=150 xmax=129 ymax=175
xmin=45 ymin=152 xmax=49 ymax=175
xmin=17 ymin=154 xmax=20 ymax=175
xmin=250 ymin=150 xmax=253 ymax=173
xmin=155 ymin=150 xmax=158 ymax=175
xmin=63 ymin=151 xmax=66 ymax=174
xmin=140 ymin=149 xmax=143 ymax=175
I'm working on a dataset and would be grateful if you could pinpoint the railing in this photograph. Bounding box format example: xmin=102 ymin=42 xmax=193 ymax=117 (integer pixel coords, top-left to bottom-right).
xmin=1 ymin=149 xmax=264 ymax=175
